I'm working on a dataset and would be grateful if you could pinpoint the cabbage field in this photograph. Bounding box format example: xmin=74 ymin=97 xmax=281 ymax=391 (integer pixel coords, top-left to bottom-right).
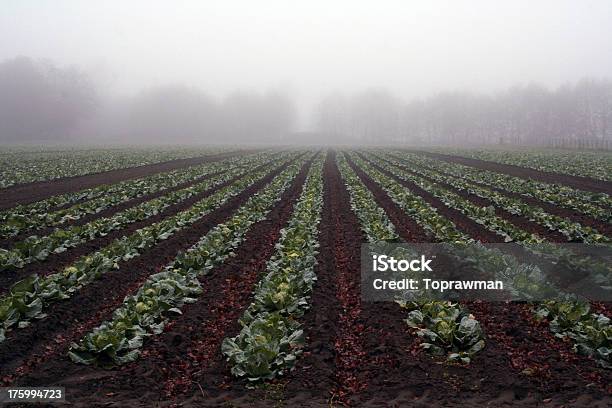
xmin=0 ymin=147 xmax=610 ymax=407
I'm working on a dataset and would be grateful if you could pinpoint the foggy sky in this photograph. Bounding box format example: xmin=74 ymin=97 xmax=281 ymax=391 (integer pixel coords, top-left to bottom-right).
xmin=1 ymin=0 xmax=612 ymax=130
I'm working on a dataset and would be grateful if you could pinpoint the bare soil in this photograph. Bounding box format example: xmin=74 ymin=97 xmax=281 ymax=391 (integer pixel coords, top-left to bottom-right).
xmin=0 ymin=151 xmax=252 ymax=210
xmin=418 ymin=151 xmax=612 ymax=195
xmin=1 ymin=151 xmax=610 ymax=407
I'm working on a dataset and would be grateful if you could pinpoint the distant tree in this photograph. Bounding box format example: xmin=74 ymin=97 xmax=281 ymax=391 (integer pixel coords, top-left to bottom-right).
xmin=314 ymin=93 xmax=350 ymax=139
xmin=312 ymin=78 xmax=612 ymax=147
xmin=314 ymin=89 xmax=401 ymax=144
xmin=127 ymin=85 xmax=219 ymax=144
xmin=0 ymin=57 xmax=97 ymax=143
xmin=221 ymin=90 xmax=296 ymax=143
xmin=350 ymin=89 xmax=402 ymax=144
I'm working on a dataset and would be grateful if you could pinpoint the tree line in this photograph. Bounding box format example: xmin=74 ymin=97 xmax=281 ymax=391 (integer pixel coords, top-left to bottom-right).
xmin=2 ymin=56 xmax=612 ymax=147
xmin=0 ymin=57 xmax=295 ymax=144
xmin=314 ymin=81 xmax=612 ymax=148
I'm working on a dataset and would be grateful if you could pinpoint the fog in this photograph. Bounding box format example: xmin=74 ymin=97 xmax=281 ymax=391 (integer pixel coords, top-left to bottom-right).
xmin=1 ymin=0 xmax=612 ymax=146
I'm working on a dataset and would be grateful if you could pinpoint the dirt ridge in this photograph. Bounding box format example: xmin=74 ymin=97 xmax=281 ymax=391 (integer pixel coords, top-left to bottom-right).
xmin=0 ymin=158 xmax=281 ymax=292
xmin=0 ymin=150 xmax=254 ymax=210
xmin=417 ymin=151 xmax=612 ymax=195
xmin=389 ymin=153 xmax=612 ymax=237
xmin=11 ymin=157 xmax=314 ymax=407
xmin=0 ymin=160 xmax=294 ymax=380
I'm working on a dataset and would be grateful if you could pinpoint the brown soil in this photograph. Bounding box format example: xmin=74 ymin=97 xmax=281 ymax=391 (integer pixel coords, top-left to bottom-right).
xmin=418 ymin=151 xmax=612 ymax=195
xmin=348 ymin=154 xmax=612 ymax=406
xmin=0 ymin=170 xmax=223 ymax=247
xmin=0 ymin=159 xmax=282 ymax=293
xmin=389 ymin=153 xmax=612 ymax=238
xmin=1 ymin=150 xmax=610 ymax=408
xmin=0 ymin=151 xmax=253 ymax=210
xmin=0 ymin=160 xmax=294 ymax=381
xmin=6 ymin=157 xmax=313 ymax=407
xmin=369 ymin=154 xmax=568 ymax=243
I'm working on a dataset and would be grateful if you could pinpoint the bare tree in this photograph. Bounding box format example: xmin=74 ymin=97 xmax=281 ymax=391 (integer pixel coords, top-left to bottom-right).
xmin=0 ymin=57 xmax=97 ymax=143
xmin=127 ymin=85 xmax=219 ymax=144
xmin=314 ymin=79 xmax=612 ymax=148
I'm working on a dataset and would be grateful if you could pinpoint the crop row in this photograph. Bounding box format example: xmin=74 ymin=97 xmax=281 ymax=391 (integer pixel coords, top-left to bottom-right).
xmin=427 ymin=148 xmax=612 ymax=182
xmin=0 ymin=148 xmax=227 ymax=188
xmin=362 ymin=153 xmax=612 ymax=289
xmin=388 ymin=151 xmax=611 ymax=222
xmin=68 ymin=154 xmax=315 ymax=366
xmin=353 ymin=153 xmax=598 ymax=296
xmin=0 ymin=153 xmax=301 ymax=343
xmin=0 ymin=154 xmax=288 ymax=271
xmin=0 ymin=152 xmax=242 ymax=227
xmin=0 ymin=152 xmax=273 ymax=239
xmin=336 ymin=152 xmax=485 ymax=363
xmin=377 ymin=153 xmax=610 ymax=244
xmin=222 ymin=155 xmax=324 ymax=381
xmin=0 ymin=147 xmax=229 ymax=188
xmin=350 ymin=153 xmax=611 ymax=368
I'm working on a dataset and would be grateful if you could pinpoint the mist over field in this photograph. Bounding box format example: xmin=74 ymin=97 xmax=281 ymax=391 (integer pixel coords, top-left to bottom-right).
xmin=2 ymin=3 xmax=612 ymax=405
xmin=1 ymin=0 xmax=612 ymax=146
